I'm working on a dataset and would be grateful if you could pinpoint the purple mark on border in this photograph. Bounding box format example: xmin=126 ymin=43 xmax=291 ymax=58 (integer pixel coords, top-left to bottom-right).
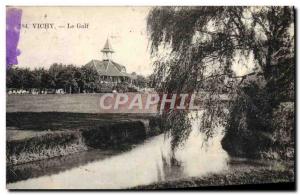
xmin=6 ymin=8 xmax=22 ymax=69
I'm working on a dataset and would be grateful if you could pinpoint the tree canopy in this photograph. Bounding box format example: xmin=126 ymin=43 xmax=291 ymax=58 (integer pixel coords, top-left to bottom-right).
xmin=147 ymin=6 xmax=294 ymax=154
xmin=7 ymin=63 xmax=147 ymax=93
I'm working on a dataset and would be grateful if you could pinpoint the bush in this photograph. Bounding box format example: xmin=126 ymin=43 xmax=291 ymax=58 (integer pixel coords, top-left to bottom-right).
xmin=222 ymin=76 xmax=294 ymax=160
xmin=266 ymin=102 xmax=294 ymax=160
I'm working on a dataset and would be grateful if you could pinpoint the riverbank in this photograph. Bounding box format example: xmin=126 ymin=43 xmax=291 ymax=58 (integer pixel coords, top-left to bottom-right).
xmin=7 ymin=133 xmax=295 ymax=189
xmin=132 ymin=159 xmax=295 ymax=190
xmin=7 ymin=129 xmax=87 ymax=165
xmin=7 ymin=112 xmax=162 ymax=165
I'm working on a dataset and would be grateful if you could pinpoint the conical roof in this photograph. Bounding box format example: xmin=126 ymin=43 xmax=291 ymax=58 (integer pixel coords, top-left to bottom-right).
xmin=101 ymin=38 xmax=114 ymax=53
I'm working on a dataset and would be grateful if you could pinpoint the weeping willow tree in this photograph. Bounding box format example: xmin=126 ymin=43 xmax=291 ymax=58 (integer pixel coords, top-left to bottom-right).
xmin=147 ymin=7 xmax=294 ymax=156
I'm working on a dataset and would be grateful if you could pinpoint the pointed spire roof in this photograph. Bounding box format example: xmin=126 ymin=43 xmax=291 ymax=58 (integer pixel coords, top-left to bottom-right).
xmin=101 ymin=38 xmax=114 ymax=53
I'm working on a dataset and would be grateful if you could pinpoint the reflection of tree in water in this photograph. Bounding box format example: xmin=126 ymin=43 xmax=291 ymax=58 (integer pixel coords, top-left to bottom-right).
xmin=156 ymin=150 xmax=185 ymax=182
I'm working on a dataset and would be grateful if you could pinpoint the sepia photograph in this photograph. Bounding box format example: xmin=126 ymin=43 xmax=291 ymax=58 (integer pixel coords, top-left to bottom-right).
xmin=6 ymin=6 xmax=295 ymax=190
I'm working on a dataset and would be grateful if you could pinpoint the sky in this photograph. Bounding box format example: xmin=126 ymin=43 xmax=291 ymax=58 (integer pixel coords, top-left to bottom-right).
xmin=10 ymin=6 xmax=260 ymax=77
xmin=13 ymin=6 xmax=154 ymax=76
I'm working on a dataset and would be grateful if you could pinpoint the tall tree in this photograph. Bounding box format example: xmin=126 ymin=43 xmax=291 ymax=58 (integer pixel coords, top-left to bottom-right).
xmin=81 ymin=64 xmax=101 ymax=93
xmin=147 ymin=7 xmax=294 ymax=155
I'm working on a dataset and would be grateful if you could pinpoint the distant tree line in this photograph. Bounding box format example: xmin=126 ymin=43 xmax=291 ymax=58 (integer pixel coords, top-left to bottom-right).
xmin=7 ymin=63 xmax=149 ymax=93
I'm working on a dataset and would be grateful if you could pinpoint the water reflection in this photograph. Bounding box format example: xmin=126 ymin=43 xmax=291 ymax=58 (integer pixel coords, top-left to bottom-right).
xmin=7 ymin=117 xmax=229 ymax=189
xmin=7 ymin=149 xmax=119 ymax=183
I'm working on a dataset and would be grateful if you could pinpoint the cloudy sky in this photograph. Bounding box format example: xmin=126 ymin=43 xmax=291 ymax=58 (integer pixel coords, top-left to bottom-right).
xmin=14 ymin=6 xmax=153 ymax=76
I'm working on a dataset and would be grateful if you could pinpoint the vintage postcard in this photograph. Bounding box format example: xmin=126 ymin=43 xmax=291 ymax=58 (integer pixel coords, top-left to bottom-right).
xmin=6 ymin=6 xmax=295 ymax=190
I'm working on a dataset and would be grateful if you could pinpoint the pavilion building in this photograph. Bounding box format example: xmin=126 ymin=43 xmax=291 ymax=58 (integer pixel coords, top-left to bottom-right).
xmin=85 ymin=38 xmax=135 ymax=84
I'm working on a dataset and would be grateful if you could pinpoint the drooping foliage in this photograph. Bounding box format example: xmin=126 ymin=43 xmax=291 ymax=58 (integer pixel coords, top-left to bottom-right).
xmin=147 ymin=6 xmax=294 ymax=155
